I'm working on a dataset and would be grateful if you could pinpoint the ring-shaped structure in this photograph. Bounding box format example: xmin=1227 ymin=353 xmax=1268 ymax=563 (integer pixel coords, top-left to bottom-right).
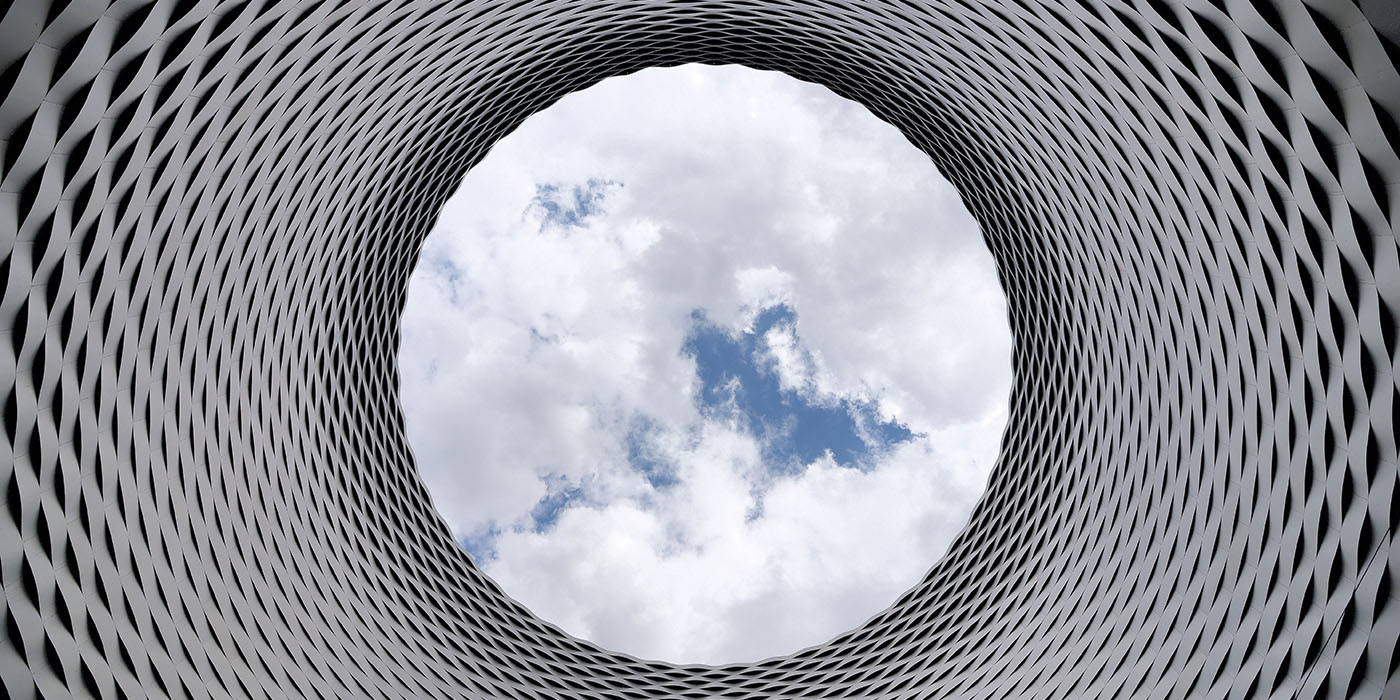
xmin=2 ymin=1 xmax=1399 ymax=698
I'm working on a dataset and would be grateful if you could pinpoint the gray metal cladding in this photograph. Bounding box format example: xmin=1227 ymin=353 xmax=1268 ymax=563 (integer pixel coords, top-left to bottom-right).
xmin=0 ymin=0 xmax=1397 ymax=697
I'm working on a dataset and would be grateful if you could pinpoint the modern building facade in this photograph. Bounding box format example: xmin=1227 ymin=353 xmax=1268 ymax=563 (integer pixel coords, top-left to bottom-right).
xmin=2 ymin=0 xmax=1398 ymax=697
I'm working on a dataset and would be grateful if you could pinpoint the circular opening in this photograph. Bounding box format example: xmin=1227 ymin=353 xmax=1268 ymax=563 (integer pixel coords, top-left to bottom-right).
xmin=399 ymin=64 xmax=1012 ymax=664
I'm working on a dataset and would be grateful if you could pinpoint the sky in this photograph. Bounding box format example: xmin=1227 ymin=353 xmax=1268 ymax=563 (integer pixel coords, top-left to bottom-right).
xmin=398 ymin=64 xmax=1013 ymax=664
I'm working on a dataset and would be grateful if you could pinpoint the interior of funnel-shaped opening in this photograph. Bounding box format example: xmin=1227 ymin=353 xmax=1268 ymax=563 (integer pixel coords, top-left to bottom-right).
xmin=397 ymin=64 xmax=1013 ymax=664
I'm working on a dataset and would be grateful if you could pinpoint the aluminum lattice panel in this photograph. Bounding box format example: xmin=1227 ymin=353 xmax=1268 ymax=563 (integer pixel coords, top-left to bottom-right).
xmin=1 ymin=0 xmax=1398 ymax=698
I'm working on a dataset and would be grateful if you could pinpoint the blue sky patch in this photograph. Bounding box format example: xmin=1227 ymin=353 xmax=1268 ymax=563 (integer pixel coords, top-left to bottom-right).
xmin=530 ymin=475 xmax=585 ymax=532
xmin=463 ymin=474 xmax=588 ymax=562
xmin=530 ymin=179 xmax=620 ymax=230
xmin=682 ymin=304 xmax=916 ymax=471
xmin=460 ymin=524 xmax=502 ymax=563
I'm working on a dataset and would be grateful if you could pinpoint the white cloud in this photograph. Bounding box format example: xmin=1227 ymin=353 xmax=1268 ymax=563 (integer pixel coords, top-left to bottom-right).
xmin=398 ymin=64 xmax=1012 ymax=664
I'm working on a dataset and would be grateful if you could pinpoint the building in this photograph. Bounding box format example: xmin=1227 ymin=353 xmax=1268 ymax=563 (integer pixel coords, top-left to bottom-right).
xmin=1 ymin=1 xmax=1397 ymax=697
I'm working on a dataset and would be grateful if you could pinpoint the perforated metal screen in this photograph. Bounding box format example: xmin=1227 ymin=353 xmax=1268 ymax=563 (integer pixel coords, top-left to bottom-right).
xmin=2 ymin=1 xmax=1399 ymax=698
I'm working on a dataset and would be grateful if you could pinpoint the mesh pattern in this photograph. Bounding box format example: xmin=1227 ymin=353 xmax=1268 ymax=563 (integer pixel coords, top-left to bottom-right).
xmin=2 ymin=1 xmax=1398 ymax=698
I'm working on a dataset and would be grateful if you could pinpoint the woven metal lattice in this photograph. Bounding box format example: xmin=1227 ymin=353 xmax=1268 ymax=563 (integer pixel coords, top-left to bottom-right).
xmin=2 ymin=1 xmax=1399 ymax=698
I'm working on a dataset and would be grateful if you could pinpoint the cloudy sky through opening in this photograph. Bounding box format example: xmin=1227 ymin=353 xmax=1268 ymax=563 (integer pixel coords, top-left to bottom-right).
xmin=399 ymin=64 xmax=1012 ymax=664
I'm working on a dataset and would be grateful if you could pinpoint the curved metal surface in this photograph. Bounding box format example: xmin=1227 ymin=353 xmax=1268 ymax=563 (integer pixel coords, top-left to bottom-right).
xmin=2 ymin=1 xmax=1398 ymax=697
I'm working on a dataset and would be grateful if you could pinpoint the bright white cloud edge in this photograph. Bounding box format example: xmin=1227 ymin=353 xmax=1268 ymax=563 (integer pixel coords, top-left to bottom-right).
xmin=398 ymin=64 xmax=1013 ymax=665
